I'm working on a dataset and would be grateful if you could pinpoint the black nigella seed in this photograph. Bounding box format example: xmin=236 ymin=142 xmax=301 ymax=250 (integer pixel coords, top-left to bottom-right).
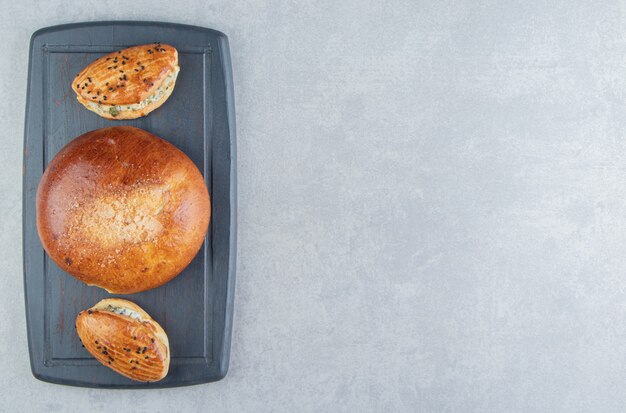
xmin=84 ymin=82 xmax=88 ymax=87
xmin=144 ymin=356 xmax=149 ymax=359
xmin=87 ymin=77 xmax=92 ymax=82
xmin=136 ymin=362 xmax=139 ymax=366
xmin=123 ymin=55 xmax=129 ymax=59
xmin=119 ymin=70 xmax=124 ymax=73
xmin=107 ymin=66 xmax=112 ymax=70
xmin=81 ymin=344 xmax=84 ymax=347
xmin=132 ymin=367 xmax=136 ymax=370
xmin=95 ymin=340 xmax=98 ymax=344
xmin=133 ymin=336 xmax=137 ymax=340
xmin=113 ymin=65 xmax=117 ymax=69
xmin=103 ymin=96 xmax=107 ymax=100
xmin=151 ymin=338 xmax=155 ymax=343
xmin=150 ymin=82 xmax=154 ymax=86
xmin=98 ymin=100 xmax=102 ymax=104
xmin=118 ymin=51 xmax=121 ymax=54
xmin=97 ymin=346 xmax=101 ymax=349
xmin=141 ymin=65 xmax=145 ymax=70
xmin=105 ymin=82 xmax=109 ymax=85
xmin=106 ymin=57 xmax=110 ymax=61
xmin=122 ymin=61 xmax=126 ymax=65
xmin=97 ymin=91 xmax=100 ymax=95
xmin=134 ymin=69 xmax=138 ymax=72
xmin=87 ymin=310 xmax=92 ymax=314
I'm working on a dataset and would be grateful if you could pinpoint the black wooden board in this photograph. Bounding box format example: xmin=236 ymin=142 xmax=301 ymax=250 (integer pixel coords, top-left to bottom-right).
xmin=22 ymin=21 xmax=236 ymax=388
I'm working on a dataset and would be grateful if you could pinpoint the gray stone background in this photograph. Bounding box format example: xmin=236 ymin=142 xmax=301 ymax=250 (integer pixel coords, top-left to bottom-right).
xmin=2 ymin=0 xmax=626 ymax=411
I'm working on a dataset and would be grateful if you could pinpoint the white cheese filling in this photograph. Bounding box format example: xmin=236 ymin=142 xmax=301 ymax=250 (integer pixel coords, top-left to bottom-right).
xmin=86 ymin=68 xmax=179 ymax=116
xmin=105 ymin=305 xmax=143 ymax=322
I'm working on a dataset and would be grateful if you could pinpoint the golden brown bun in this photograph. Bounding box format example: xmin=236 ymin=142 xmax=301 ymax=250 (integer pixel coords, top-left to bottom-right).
xmin=71 ymin=44 xmax=179 ymax=119
xmin=36 ymin=126 xmax=211 ymax=294
xmin=76 ymin=298 xmax=170 ymax=382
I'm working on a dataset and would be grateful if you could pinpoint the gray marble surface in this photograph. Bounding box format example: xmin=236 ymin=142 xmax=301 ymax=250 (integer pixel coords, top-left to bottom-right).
xmin=3 ymin=0 xmax=626 ymax=411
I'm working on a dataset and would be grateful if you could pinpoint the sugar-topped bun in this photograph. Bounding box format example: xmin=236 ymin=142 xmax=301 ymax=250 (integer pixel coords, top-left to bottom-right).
xmin=36 ymin=126 xmax=211 ymax=294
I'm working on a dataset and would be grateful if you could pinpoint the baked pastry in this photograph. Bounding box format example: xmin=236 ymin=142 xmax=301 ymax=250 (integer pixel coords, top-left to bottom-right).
xmin=71 ymin=43 xmax=179 ymax=119
xmin=76 ymin=298 xmax=170 ymax=382
xmin=36 ymin=126 xmax=211 ymax=294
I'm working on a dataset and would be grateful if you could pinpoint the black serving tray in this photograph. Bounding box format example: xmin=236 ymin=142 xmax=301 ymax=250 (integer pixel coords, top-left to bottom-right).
xmin=22 ymin=21 xmax=236 ymax=388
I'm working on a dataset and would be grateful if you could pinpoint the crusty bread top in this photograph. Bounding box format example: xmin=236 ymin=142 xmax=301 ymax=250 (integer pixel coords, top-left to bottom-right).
xmin=36 ymin=126 xmax=211 ymax=294
xmin=76 ymin=298 xmax=170 ymax=382
xmin=71 ymin=43 xmax=178 ymax=105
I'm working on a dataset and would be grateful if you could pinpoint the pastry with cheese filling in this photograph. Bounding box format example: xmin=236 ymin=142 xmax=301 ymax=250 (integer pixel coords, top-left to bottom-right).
xmin=76 ymin=298 xmax=170 ymax=382
xmin=71 ymin=43 xmax=179 ymax=119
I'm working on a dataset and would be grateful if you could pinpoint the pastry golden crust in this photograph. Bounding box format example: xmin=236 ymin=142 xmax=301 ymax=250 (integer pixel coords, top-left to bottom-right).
xmin=36 ymin=126 xmax=211 ymax=294
xmin=71 ymin=43 xmax=179 ymax=119
xmin=76 ymin=299 xmax=170 ymax=382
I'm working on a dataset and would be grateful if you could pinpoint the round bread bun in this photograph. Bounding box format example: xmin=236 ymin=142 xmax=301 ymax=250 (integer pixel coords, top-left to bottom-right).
xmin=76 ymin=298 xmax=170 ymax=382
xmin=36 ymin=126 xmax=211 ymax=294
